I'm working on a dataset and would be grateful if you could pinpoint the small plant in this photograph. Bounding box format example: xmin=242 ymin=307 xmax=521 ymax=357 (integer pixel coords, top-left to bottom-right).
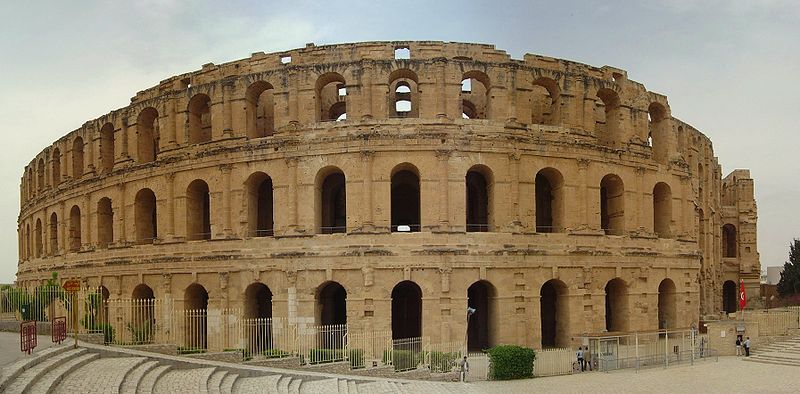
xmin=349 ymin=349 xmax=364 ymax=369
xmin=177 ymin=346 xmax=206 ymax=355
xmin=126 ymin=320 xmax=155 ymax=344
xmin=262 ymin=348 xmax=290 ymax=359
xmin=486 ymin=345 xmax=536 ymax=380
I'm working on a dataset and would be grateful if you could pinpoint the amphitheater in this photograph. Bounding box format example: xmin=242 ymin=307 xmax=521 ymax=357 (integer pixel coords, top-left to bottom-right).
xmin=16 ymin=41 xmax=760 ymax=352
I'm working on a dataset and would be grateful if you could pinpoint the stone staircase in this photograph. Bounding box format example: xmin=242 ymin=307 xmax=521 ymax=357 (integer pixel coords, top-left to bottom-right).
xmin=744 ymin=337 xmax=800 ymax=367
xmin=0 ymin=344 xmax=480 ymax=393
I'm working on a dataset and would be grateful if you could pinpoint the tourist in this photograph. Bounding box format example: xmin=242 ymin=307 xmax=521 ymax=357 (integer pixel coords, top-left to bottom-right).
xmin=735 ymin=336 xmax=742 ymax=356
xmin=576 ymin=347 xmax=585 ymax=371
xmin=459 ymin=356 xmax=470 ymax=382
xmin=744 ymin=337 xmax=751 ymax=357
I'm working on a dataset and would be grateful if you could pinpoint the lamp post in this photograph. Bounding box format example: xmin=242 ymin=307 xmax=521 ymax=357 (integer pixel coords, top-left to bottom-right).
xmin=465 ymin=307 xmax=476 ymax=356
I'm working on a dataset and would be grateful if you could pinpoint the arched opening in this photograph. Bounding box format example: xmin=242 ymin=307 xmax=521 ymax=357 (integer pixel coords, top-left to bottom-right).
xmin=137 ymin=107 xmax=159 ymax=163
xmin=245 ymin=172 xmax=273 ymax=237
xmin=99 ymin=122 xmax=115 ymax=173
xmin=34 ymin=219 xmax=42 ymax=258
xmin=391 ymin=165 xmax=420 ymax=232
xmin=69 ymin=205 xmax=81 ymax=252
xmin=605 ymin=278 xmax=628 ymax=332
xmin=96 ymin=197 xmax=113 ymax=249
xmin=52 ymin=148 xmax=61 ymax=186
xmin=188 ymin=94 xmax=212 ymax=144
xmin=72 ymin=137 xmax=84 ymax=178
xmin=391 ymin=281 xmax=422 ymax=339
xmin=595 ymin=88 xmax=621 ymax=145
xmin=98 ymin=285 xmax=110 ymax=327
xmin=658 ymin=279 xmax=677 ymax=330
xmin=246 ymin=81 xmax=275 ymax=138
xmin=600 ymin=174 xmax=625 ymax=235
xmin=389 ymin=69 xmax=419 ymax=118
xmin=134 ymin=189 xmax=157 ymax=244
xmin=25 ymin=224 xmax=30 ymax=259
xmin=317 ymin=169 xmax=346 ymax=234
xmin=186 ymin=179 xmax=211 ymax=240
xmin=244 ymin=282 xmax=273 ymax=353
xmin=722 ymin=224 xmax=737 ymax=257
xmin=467 ymin=280 xmax=496 ymax=351
xmin=461 ymin=71 xmax=490 ymax=119
xmin=184 ymin=283 xmax=209 ymax=349
xmin=317 ymin=281 xmax=347 ymax=326
xmin=132 ymin=284 xmax=155 ymax=344
xmin=722 ymin=280 xmax=737 ymax=313
xmin=531 ymin=77 xmax=559 ymax=125
xmin=466 ymin=167 xmax=492 ymax=232
xmin=37 ymin=158 xmax=45 ymax=191
xmin=49 ymin=212 xmax=58 ymax=254
xmin=535 ymin=168 xmax=564 ymax=233
xmin=540 ymin=279 xmax=570 ymax=348
xmin=648 ymin=102 xmax=668 ymax=164
xmin=316 ymin=73 xmax=347 ymax=122
xmin=653 ymin=182 xmax=672 ymax=238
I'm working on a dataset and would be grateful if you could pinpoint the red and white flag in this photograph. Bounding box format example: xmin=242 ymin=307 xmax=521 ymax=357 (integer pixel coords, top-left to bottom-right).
xmin=739 ymin=279 xmax=747 ymax=310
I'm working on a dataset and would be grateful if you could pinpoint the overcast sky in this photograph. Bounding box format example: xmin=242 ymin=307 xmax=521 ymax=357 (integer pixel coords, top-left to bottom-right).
xmin=0 ymin=0 xmax=797 ymax=283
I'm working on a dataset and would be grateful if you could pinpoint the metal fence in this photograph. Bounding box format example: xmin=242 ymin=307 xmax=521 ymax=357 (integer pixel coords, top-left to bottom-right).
xmin=585 ymin=329 xmax=718 ymax=372
xmin=534 ymin=348 xmax=574 ymax=376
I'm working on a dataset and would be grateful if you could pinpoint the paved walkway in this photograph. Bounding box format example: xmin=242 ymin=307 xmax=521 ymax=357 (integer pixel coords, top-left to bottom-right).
xmin=0 ymin=332 xmax=56 ymax=366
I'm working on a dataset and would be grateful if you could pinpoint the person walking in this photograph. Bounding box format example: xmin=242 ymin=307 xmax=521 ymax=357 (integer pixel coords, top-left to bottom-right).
xmin=459 ymin=356 xmax=470 ymax=382
xmin=735 ymin=336 xmax=742 ymax=356
xmin=576 ymin=347 xmax=585 ymax=371
xmin=744 ymin=337 xmax=751 ymax=357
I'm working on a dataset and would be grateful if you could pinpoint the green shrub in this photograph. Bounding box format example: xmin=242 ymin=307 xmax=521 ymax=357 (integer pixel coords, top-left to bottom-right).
xmin=428 ymin=351 xmax=460 ymax=373
xmin=383 ymin=349 xmax=422 ymax=371
xmin=308 ymin=348 xmax=346 ymax=364
xmin=349 ymin=349 xmax=365 ymax=369
xmin=176 ymin=346 xmax=206 ymax=355
xmin=486 ymin=345 xmax=536 ymax=380
xmin=262 ymin=348 xmax=290 ymax=359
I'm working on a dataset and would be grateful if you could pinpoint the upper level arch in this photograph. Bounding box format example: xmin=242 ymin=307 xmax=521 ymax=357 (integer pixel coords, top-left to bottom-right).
xmin=594 ymin=87 xmax=622 ymax=146
xmin=99 ymin=122 xmax=115 ymax=173
xmin=531 ymin=76 xmax=560 ymax=125
xmin=137 ymin=107 xmax=160 ymax=163
xmin=461 ymin=70 xmax=490 ymax=119
xmin=245 ymin=80 xmax=275 ymax=138
xmin=187 ymin=93 xmax=212 ymax=144
xmin=388 ymin=68 xmax=419 ymax=118
xmin=316 ymin=72 xmax=347 ymax=122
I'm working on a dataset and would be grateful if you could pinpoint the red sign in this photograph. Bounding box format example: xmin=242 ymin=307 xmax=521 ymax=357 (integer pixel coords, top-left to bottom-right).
xmin=62 ymin=280 xmax=81 ymax=293
xmin=739 ymin=279 xmax=747 ymax=310
xmin=52 ymin=317 xmax=67 ymax=344
xmin=20 ymin=321 xmax=37 ymax=354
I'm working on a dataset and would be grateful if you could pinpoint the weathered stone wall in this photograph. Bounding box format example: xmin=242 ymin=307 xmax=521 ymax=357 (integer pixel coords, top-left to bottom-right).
xmin=15 ymin=41 xmax=759 ymax=348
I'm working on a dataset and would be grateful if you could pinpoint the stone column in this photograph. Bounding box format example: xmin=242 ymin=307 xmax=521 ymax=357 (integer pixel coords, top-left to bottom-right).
xmin=165 ymin=97 xmax=179 ymax=150
xmin=635 ymin=166 xmax=645 ymax=232
xmin=165 ymin=172 xmax=176 ymax=242
xmin=577 ymin=159 xmax=590 ymax=229
xmin=81 ymin=196 xmax=91 ymax=250
xmin=222 ymin=79 xmax=234 ymax=138
xmin=220 ymin=164 xmax=233 ymax=237
xmin=436 ymin=60 xmax=447 ymax=118
xmin=285 ymin=157 xmax=299 ymax=234
xmin=361 ymin=150 xmax=374 ymax=231
xmin=436 ymin=149 xmax=451 ymax=230
xmin=509 ymin=152 xmax=522 ymax=232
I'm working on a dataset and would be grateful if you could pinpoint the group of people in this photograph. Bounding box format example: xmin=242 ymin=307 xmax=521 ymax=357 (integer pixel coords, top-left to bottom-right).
xmin=736 ymin=335 xmax=751 ymax=357
xmin=576 ymin=346 xmax=591 ymax=372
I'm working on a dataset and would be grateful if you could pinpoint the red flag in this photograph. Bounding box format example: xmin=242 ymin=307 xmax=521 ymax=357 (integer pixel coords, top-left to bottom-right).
xmin=739 ymin=279 xmax=747 ymax=310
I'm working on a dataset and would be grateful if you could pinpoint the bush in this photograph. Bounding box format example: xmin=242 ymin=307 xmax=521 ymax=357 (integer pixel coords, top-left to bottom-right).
xmin=486 ymin=345 xmax=536 ymax=380
xmin=429 ymin=351 xmax=460 ymax=373
xmin=308 ymin=348 xmax=346 ymax=364
xmin=383 ymin=349 xmax=422 ymax=371
xmin=349 ymin=349 xmax=364 ymax=369
xmin=177 ymin=346 xmax=206 ymax=355
xmin=262 ymin=348 xmax=290 ymax=359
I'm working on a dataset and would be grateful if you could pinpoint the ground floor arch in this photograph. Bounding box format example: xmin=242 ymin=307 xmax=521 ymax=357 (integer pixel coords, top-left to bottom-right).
xmin=184 ymin=283 xmax=209 ymax=349
xmin=467 ymin=280 xmax=496 ymax=351
xmin=317 ymin=281 xmax=347 ymax=326
xmin=658 ymin=279 xmax=677 ymax=329
xmin=132 ymin=284 xmax=155 ymax=343
xmin=540 ymin=279 xmax=569 ymax=348
xmin=605 ymin=278 xmax=629 ymax=332
xmin=722 ymin=280 xmax=737 ymax=314
xmin=391 ymin=281 xmax=422 ymax=339
xmin=244 ymin=282 xmax=273 ymax=353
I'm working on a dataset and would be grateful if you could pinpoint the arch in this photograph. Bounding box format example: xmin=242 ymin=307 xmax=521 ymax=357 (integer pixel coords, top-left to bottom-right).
xmin=722 ymin=280 xmax=737 ymax=314
xmin=653 ymin=182 xmax=672 ymax=238
xmin=600 ymin=174 xmax=625 ymax=235
xmin=72 ymin=137 xmax=84 ymax=178
xmin=316 ymin=168 xmax=346 ymax=234
xmin=461 ymin=70 xmax=490 ymax=119
xmin=316 ymin=72 xmax=347 ymax=122
xmin=37 ymin=158 xmax=45 ymax=191
xmin=466 ymin=166 xmax=493 ymax=232
xmin=595 ymin=88 xmax=621 ymax=144
xmin=245 ymin=81 xmax=275 ymax=138
xmin=531 ymin=77 xmax=560 ymax=125
xmin=245 ymin=172 xmax=273 ymax=237
xmin=467 ymin=280 xmax=496 ymax=351
xmin=49 ymin=212 xmax=58 ymax=254
xmin=388 ymin=69 xmax=419 ymax=118
xmin=186 ymin=179 xmax=211 ymax=240
xmin=25 ymin=224 xmax=30 ymax=259
xmin=135 ymin=188 xmax=157 ymax=244
xmin=648 ymin=102 xmax=668 ymax=163
xmin=99 ymin=122 xmax=115 ymax=172
xmin=317 ymin=281 xmax=347 ymax=326
xmin=391 ymin=164 xmax=420 ymax=232
xmin=605 ymin=278 xmax=629 ymax=332
xmin=391 ymin=281 xmax=422 ymax=339
xmin=540 ymin=279 xmax=569 ymax=348
xmin=69 ymin=205 xmax=81 ymax=252
xmin=188 ymin=94 xmax=212 ymax=144
xmin=535 ymin=168 xmax=565 ymax=233
xmin=96 ymin=197 xmax=113 ymax=249
xmin=657 ymin=278 xmax=677 ymax=329
xmin=132 ymin=283 xmax=154 ymax=300
xmin=51 ymin=147 xmax=61 ymax=185
xmin=184 ymin=283 xmax=209 ymax=349
xmin=137 ymin=107 xmax=159 ymax=163
xmin=722 ymin=224 xmax=737 ymax=258
xmin=244 ymin=282 xmax=273 ymax=353
xmin=132 ymin=284 xmax=156 ymax=343
xmin=34 ymin=219 xmax=42 ymax=258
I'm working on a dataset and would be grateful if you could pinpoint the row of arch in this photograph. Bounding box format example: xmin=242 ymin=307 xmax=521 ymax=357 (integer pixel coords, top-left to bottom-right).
xmin=23 ymin=69 xmax=675 ymax=201
xmin=20 ymin=163 xmax=692 ymax=259
xmin=124 ymin=277 xmax=680 ymax=350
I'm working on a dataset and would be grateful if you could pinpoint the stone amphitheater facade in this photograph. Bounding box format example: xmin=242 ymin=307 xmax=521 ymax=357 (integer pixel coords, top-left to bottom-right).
xmin=16 ymin=41 xmax=760 ymax=349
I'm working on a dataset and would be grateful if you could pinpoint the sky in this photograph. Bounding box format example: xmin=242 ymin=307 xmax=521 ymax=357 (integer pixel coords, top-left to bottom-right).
xmin=0 ymin=0 xmax=798 ymax=283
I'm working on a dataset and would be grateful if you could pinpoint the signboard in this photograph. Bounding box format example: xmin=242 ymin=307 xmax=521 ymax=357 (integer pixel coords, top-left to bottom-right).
xmin=52 ymin=317 xmax=67 ymax=344
xmin=20 ymin=321 xmax=37 ymax=354
xmin=62 ymin=280 xmax=81 ymax=293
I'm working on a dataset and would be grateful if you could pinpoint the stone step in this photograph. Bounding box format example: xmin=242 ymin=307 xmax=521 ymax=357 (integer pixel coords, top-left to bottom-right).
xmin=154 ymin=367 xmax=217 ymax=393
xmin=137 ymin=364 xmax=173 ymax=394
xmin=347 ymin=379 xmax=359 ymax=394
xmin=288 ymin=376 xmax=301 ymax=394
xmin=219 ymin=372 xmax=239 ymax=394
xmin=0 ymin=344 xmax=71 ymax=391
xmin=53 ymin=357 xmax=147 ymax=394
xmin=207 ymin=369 xmax=228 ymax=394
xmin=3 ymin=347 xmax=87 ymax=394
xmin=337 ymin=378 xmax=349 ymax=394
xmin=277 ymin=375 xmax=292 ymax=393
xmin=357 ymin=381 xmax=397 ymax=394
xmin=33 ymin=352 xmax=99 ymax=394
xmin=233 ymin=375 xmax=281 ymax=394
xmin=744 ymin=357 xmax=800 ymax=367
xmin=120 ymin=360 xmax=160 ymax=394
xmin=300 ymin=377 xmax=339 ymax=393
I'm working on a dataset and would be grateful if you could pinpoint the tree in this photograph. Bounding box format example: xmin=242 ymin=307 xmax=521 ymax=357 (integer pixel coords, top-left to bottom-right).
xmin=777 ymin=239 xmax=800 ymax=297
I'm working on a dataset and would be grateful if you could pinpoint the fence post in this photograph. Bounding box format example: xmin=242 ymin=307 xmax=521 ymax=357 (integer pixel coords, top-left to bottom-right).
xmin=664 ymin=330 xmax=669 ymax=368
xmin=690 ymin=328 xmax=695 ymax=366
xmin=634 ymin=332 xmax=639 ymax=371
